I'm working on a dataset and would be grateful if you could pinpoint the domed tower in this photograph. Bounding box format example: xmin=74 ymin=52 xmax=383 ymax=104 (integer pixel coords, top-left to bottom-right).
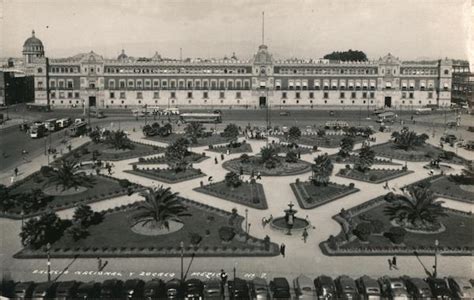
xmin=22 ymin=30 xmax=45 ymax=64
xmin=117 ymin=49 xmax=128 ymax=61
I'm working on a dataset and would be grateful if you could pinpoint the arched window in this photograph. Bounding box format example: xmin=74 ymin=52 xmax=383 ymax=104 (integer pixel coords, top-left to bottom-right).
xmin=37 ymin=67 xmax=43 ymax=73
xmin=444 ymin=70 xmax=449 ymax=75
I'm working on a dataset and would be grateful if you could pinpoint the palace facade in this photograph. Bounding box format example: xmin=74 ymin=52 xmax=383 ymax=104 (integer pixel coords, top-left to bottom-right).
xmin=23 ymin=31 xmax=453 ymax=110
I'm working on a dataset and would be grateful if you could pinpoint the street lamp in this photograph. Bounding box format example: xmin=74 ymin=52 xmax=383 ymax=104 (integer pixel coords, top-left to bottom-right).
xmin=180 ymin=241 xmax=184 ymax=281
xmin=20 ymin=210 xmax=24 ymax=228
xmin=46 ymin=242 xmax=51 ymax=282
xmin=433 ymin=239 xmax=439 ymax=278
xmin=245 ymin=209 xmax=248 ymax=234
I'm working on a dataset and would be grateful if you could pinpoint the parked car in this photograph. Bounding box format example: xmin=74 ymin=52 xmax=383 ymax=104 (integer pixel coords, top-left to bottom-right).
xmin=165 ymin=278 xmax=184 ymax=299
xmin=203 ymin=279 xmax=222 ymax=300
xmin=13 ymin=281 xmax=35 ymax=300
xmin=314 ymin=275 xmax=336 ymax=299
xmin=294 ymin=274 xmax=315 ymax=299
xmin=55 ymin=280 xmax=81 ymax=300
xmin=447 ymin=277 xmax=474 ymax=299
xmin=76 ymin=281 xmax=102 ymax=299
xmin=143 ymin=279 xmax=166 ymax=299
xmin=425 ymin=278 xmax=452 ymax=299
xmin=335 ymin=276 xmax=359 ymax=300
xmin=123 ymin=279 xmax=145 ymax=299
xmin=441 ymin=134 xmax=458 ymax=145
xmin=100 ymin=279 xmax=124 ymax=298
xmin=228 ymin=278 xmax=250 ymax=300
xmin=184 ymin=278 xmax=204 ymax=300
xmin=378 ymin=277 xmax=409 ymax=299
xmin=251 ymin=277 xmax=270 ymax=300
xmin=356 ymin=275 xmax=381 ymax=300
xmin=402 ymin=277 xmax=432 ymax=299
xmin=270 ymin=277 xmax=291 ymax=299
xmin=31 ymin=281 xmax=59 ymax=299
xmin=280 ymin=111 xmax=290 ymax=116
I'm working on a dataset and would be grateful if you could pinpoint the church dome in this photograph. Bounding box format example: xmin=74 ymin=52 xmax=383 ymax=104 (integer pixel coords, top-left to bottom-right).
xmin=23 ymin=30 xmax=43 ymax=49
xmin=117 ymin=49 xmax=128 ymax=60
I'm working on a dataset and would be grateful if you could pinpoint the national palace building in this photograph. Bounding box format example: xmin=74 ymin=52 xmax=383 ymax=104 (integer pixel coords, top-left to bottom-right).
xmin=22 ymin=30 xmax=453 ymax=110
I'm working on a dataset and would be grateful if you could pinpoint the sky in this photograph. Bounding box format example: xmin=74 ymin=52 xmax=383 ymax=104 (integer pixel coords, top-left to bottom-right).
xmin=0 ymin=0 xmax=471 ymax=61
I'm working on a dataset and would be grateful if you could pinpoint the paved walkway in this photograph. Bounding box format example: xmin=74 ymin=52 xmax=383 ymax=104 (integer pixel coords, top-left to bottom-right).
xmin=0 ymin=130 xmax=473 ymax=283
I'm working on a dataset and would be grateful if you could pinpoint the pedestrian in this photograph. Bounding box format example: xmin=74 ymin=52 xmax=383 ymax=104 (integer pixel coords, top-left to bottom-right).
xmin=388 ymin=259 xmax=393 ymax=270
xmin=280 ymin=243 xmax=286 ymax=257
xmin=226 ymin=149 xmax=230 ymax=155
xmin=384 ymin=181 xmax=389 ymax=189
xmin=106 ymin=164 xmax=112 ymax=175
xmin=220 ymin=269 xmax=228 ymax=292
xmin=250 ymin=170 xmax=255 ymax=179
xmin=220 ymin=153 xmax=225 ymax=161
xmin=268 ymin=214 xmax=273 ymax=223
xmin=95 ymin=167 xmax=101 ymax=175
xmin=208 ymin=176 xmax=213 ymax=184
xmin=256 ymin=172 xmax=262 ymax=180
xmin=14 ymin=167 xmax=19 ymax=177
xmin=214 ymin=157 xmax=218 ymax=164
xmin=262 ymin=217 xmax=267 ymax=228
xmin=302 ymin=228 xmax=308 ymax=243
xmin=392 ymin=256 xmax=398 ymax=270
xmin=97 ymin=257 xmax=102 ymax=271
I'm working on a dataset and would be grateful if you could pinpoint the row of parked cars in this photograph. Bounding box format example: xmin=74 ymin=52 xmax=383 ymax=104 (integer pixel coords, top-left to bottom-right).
xmin=1 ymin=274 xmax=473 ymax=299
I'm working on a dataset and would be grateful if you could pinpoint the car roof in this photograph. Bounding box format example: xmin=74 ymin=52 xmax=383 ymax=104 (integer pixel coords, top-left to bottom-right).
xmin=252 ymin=277 xmax=267 ymax=286
xmin=317 ymin=275 xmax=334 ymax=285
xmin=273 ymin=278 xmax=289 ymax=286
xmin=359 ymin=276 xmax=379 ymax=287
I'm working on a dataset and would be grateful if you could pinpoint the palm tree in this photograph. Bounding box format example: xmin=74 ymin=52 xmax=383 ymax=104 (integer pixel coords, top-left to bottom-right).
xmin=104 ymin=130 xmax=134 ymax=150
xmin=339 ymin=137 xmax=354 ymax=157
xmin=131 ymin=186 xmax=191 ymax=230
xmin=391 ymin=127 xmax=429 ymax=150
xmin=46 ymin=160 xmax=95 ymax=191
xmin=311 ymin=154 xmax=334 ymax=186
xmin=288 ymin=126 xmax=301 ymax=143
xmin=259 ymin=146 xmax=279 ymax=163
xmin=165 ymin=138 xmax=190 ymax=172
xmin=384 ymin=187 xmax=447 ymax=229
xmin=185 ymin=122 xmax=205 ymax=144
xmin=222 ymin=123 xmax=240 ymax=142
xmin=355 ymin=144 xmax=375 ymax=172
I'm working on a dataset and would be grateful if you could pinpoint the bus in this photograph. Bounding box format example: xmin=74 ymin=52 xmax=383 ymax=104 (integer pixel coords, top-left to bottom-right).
xmin=30 ymin=124 xmax=47 ymax=138
xmin=56 ymin=118 xmax=72 ymax=129
xmin=179 ymin=112 xmax=222 ymax=123
xmin=44 ymin=118 xmax=59 ymax=131
xmin=415 ymin=107 xmax=432 ymax=115
xmin=376 ymin=112 xmax=397 ymax=123
xmin=70 ymin=122 xmax=88 ymax=137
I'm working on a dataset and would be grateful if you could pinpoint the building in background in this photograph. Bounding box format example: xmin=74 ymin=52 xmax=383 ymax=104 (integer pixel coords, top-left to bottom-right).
xmin=0 ymin=71 xmax=34 ymax=106
xmin=451 ymin=60 xmax=473 ymax=109
xmin=24 ymin=30 xmax=453 ymax=110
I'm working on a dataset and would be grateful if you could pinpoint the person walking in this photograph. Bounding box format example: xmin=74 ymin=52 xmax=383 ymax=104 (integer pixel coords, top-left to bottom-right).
xmin=214 ymin=157 xmax=218 ymax=164
xmin=302 ymin=228 xmax=308 ymax=243
xmin=14 ymin=167 xmax=19 ymax=177
xmin=220 ymin=269 xmax=228 ymax=293
xmin=256 ymin=172 xmax=262 ymax=180
xmin=250 ymin=170 xmax=255 ymax=179
xmin=97 ymin=257 xmax=102 ymax=271
xmin=388 ymin=259 xmax=393 ymax=270
xmin=280 ymin=243 xmax=286 ymax=257
xmin=220 ymin=153 xmax=225 ymax=161
xmin=262 ymin=217 xmax=267 ymax=228
xmin=392 ymin=256 xmax=398 ymax=270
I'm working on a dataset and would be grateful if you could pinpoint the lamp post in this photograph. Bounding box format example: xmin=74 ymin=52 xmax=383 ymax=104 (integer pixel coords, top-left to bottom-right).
xmin=21 ymin=210 xmax=24 ymax=228
xmin=433 ymin=239 xmax=439 ymax=278
xmin=245 ymin=209 xmax=248 ymax=234
xmin=46 ymin=242 xmax=51 ymax=282
xmin=180 ymin=241 xmax=184 ymax=281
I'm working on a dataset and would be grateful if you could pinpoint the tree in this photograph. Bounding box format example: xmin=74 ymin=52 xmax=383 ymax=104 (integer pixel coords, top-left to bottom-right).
xmin=20 ymin=211 xmax=71 ymax=249
xmin=104 ymin=130 xmax=134 ymax=150
xmin=72 ymin=204 xmax=104 ymax=227
xmin=384 ymin=187 xmax=447 ymax=229
xmin=285 ymin=151 xmax=298 ymax=163
xmin=259 ymin=146 xmax=279 ymax=164
xmin=323 ymin=49 xmax=368 ymax=61
xmin=165 ymin=138 xmax=190 ymax=172
xmin=185 ymin=122 xmax=205 ymax=144
xmin=288 ymin=126 xmax=301 ymax=143
xmin=391 ymin=127 xmax=429 ymax=151
xmin=142 ymin=124 xmax=155 ymax=137
xmin=0 ymin=184 xmax=15 ymax=212
xmin=339 ymin=137 xmax=354 ymax=157
xmin=225 ymin=172 xmax=242 ymax=188
xmin=222 ymin=123 xmax=239 ymax=141
xmin=355 ymin=144 xmax=375 ymax=172
xmin=16 ymin=188 xmax=52 ymax=214
xmin=46 ymin=160 xmax=95 ymax=191
xmin=311 ymin=154 xmax=334 ymax=186
xmin=158 ymin=123 xmax=173 ymax=137
xmin=65 ymin=223 xmax=90 ymax=241
xmin=88 ymin=127 xmax=102 ymax=143
xmin=131 ymin=186 xmax=191 ymax=230
xmin=240 ymin=153 xmax=250 ymax=163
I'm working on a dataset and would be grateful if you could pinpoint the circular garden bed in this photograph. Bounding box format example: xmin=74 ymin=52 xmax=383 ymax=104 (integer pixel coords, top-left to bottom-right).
xmin=222 ymin=156 xmax=311 ymax=176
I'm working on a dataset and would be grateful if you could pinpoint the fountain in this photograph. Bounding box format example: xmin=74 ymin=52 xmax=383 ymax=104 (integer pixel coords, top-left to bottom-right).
xmin=270 ymin=202 xmax=311 ymax=235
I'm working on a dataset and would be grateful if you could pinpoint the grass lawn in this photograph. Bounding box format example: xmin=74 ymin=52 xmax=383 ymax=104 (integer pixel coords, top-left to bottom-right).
xmin=223 ymin=156 xmax=312 ymax=176
xmin=323 ymin=196 xmax=474 ymax=256
xmin=328 ymin=154 xmax=401 ymax=166
xmin=194 ymin=181 xmax=267 ymax=209
xmin=281 ymin=135 xmax=366 ymax=148
xmin=15 ymin=198 xmax=279 ymax=258
xmin=207 ymin=142 xmax=253 ymax=154
xmin=130 ymin=152 xmax=208 ymax=165
xmin=337 ymin=168 xmax=412 ymax=184
xmin=146 ymin=133 xmax=233 ymax=146
xmin=5 ymin=173 xmax=138 ymax=218
xmin=409 ymin=175 xmax=474 ymax=204
xmin=291 ymin=181 xmax=359 ymax=209
xmin=56 ymin=141 xmax=165 ymax=163
xmin=126 ymin=167 xmax=205 ymax=183
xmin=270 ymin=143 xmax=313 ymax=155
xmin=368 ymin=142 xmax=466 ymax=163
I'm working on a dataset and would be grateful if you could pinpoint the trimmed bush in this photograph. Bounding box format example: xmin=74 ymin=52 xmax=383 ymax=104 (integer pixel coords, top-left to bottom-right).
xmin=387 ymin=226 xmax=407 ymax=244
xmin=118 ymin=179 xmax=132 ymax=188
xmin=218 ymin=226 xmax=236 ymax=242
xmin=370 ymin=219 xmax=385 ymax=234
xmin=354 ymin=222 xmax=372 ymax=241
xmin=189 ymin=232 xmax=203 ymax=245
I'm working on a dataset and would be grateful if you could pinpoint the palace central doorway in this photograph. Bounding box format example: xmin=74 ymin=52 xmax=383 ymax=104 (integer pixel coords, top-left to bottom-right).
xmin=259 ymin=96 xmax=267 ymax=107
xmin=89 ymin=96 xmax=96 ymax=107
xmin=384 ymin=96 xmax=392 ymax=108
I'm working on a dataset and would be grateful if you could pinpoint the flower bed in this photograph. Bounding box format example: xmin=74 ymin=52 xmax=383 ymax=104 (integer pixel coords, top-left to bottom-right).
xmin=290 ymin=181 xmax=360 ymax=209
xmin=282 ymin=134 xmax=366 ymax=148
xmin=131 ymin=152 xmax=208 ymax=165
xmin=207 ymin=143 xmax=253 ymax=154
xmin=320 ymin=194 xmax=474 ymax=256
xmin=3 ymin=173 xmax=142 ymax=219
xmin=14 ymin=197 xmax=279 ymax=258
xmin=409 ymin=175 xmax=474 ymax=204
xmin=55 ymin=141 xmax=165 ymax=164
xmin=194 ymin=181 xmax=267 ymax=209
xmin=337 ymin=168 xmax=412 ymax=184
xmin=125 ymin=167 xmax=206 ymax=183
xmin=329 ymin=154 xmax=401 ymax=166
xmin=146 ymin=133 xmax=234 ymax=146
xmin=222 ymin=156 xmax=311 ymax=176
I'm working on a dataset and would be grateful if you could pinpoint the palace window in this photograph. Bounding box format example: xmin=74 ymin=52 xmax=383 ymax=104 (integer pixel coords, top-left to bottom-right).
xmin=296 ymin=92 xmax=300 ymax=99
xmin=137 ymin=92 xmax=143 ymax=99
xmin=50 ymin=80 xmax=56 ymax=88
xmin=340 ymin=92 xmax=345 ymax=99
xmin=236 ymin=92 xmax=242 ymax=99
xmin=171 ymin=92 xmax=176 ymax=98
xmin=370 ymin=92 xmax=374 ymax=99
xmin=402 ymin=92 xmax=406 ymax=99
xmin=67 ymin=81 xmax=73 ymax=89
xmin=323 ymin=92 xmax=329 ymax=99
xmin=145 ymin=80 xmax=151 ymax=88
xmin=120 ymin=92 xmax=126 ymax=99
xmin=119 ymin=80 xmax=126 ymax=88
xmin=153 ymin=80 xmax=160 ymax=88
xmin=75 ymin=92 xmax=80 ymax=98
xmin=128 ymin=80 xmax=134 ymax=88
xmin=219 ymin=91 xmax=225 ymax=98
xmin=154 ymin=92 xmax=160 ymax=99
xmin=110 ymin=92 xmax=115 ymax=99
xmin=187 ymin=92 xmax=193 ymax=99
xmin=362 ymin=92 xmax=367 ymax=98
xmin=51 ymin=92 xmax=56 ymax=99
xmin=428 ymin=92 xmax=433 ymax=99
xmin=409 ymin=92 xmax=414 ymax=99
xmin=67 ymin=92 xmax=73 ymax=98
xmin=351 ymin=92 xmax=356 ymax=99
xmin=282 ymin=92 xmax=287 ymax=99
xmin=203 ymin=92 xmax=209 ymax=99
xmin=309 ymin=92 xmax=314 ymax=99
